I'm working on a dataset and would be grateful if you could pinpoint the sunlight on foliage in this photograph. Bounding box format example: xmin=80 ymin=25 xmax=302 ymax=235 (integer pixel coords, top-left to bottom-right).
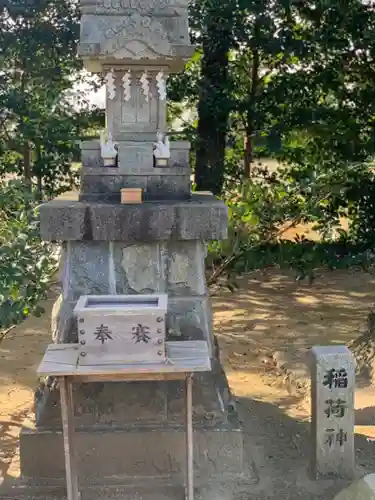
xmin=0 ymin=181 xmax=58 ymax=330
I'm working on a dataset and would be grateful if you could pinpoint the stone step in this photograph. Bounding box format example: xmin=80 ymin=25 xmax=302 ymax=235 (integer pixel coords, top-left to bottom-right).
xmin=0 ymin=489 xmax=182 ymax=500
xmin=0 ymin=484 xmax=183 ymax=500
xmin=0 ymin=475 xmax=256 ymax=500
xmin=20 ymin=422 xmax=250 ymax=482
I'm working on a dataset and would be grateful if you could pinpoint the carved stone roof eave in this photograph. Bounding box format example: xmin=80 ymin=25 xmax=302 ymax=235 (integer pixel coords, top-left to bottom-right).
xmin=79 ymin=44 xmax=195 ymax=73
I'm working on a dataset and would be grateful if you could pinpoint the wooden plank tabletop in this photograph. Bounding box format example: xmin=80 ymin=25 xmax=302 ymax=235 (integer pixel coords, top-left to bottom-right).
xmin=37 ymin=341 xmax=211 ymax=378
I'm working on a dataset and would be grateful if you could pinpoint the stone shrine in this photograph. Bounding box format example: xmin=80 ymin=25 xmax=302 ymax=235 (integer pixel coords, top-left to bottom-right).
xmin=16 ymin=0 xmax=253 ymax=496
xmin=79 ymin=0 xmax=193 ymax=202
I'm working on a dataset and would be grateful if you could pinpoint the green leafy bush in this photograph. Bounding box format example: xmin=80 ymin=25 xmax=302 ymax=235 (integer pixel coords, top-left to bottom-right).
xmin=206 ymin=171 xmax=302 ymax=287
xmin=0 ymin=181 xmax=58 ymax=330
xmin=206 ymin=166 xmax=375 ymax=288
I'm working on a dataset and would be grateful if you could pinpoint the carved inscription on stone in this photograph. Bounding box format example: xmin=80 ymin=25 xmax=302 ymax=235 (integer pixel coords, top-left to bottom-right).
xmin=118 ymin=143 xmax=154 ymax=170
xmin=100 ymin=15 xmax=168 ymax=41
xmin=76 ymin=401 xmax=114 ymax=417
xmin=101 ymin=26 xmax=172 ymax=59
xmin=169 ymin=250 xmax=189 ymax=285
xmin=100 ymin=15 xmax=171 ymax=58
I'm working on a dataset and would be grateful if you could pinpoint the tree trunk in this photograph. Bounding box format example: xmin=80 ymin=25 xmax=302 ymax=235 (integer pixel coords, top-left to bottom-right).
xmin=35 ymin=145 xmax=43 ymax=199
xmin=244 ymin=132 xmax=253 ymax=178
xmin=20 ymin=61 xmax=32 ymax=188
xmin=243 ymin=46 xmax=260 ymax=179
xmin=348 ymin=311 xmax=375 ymax=383
xmin=195 ymin=7 xmax=233 ymax=196
xmin=23 ymin=142 xmax=32 ymax=188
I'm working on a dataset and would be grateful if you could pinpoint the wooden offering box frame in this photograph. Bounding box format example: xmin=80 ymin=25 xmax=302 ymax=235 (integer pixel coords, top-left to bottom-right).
xmin=74 ymin=294 xmax=168 ymax=365
xmin=37 ymin=340 xmax=211 ymax=500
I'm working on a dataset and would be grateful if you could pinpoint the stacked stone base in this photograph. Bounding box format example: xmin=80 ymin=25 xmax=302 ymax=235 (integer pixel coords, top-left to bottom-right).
xmin=10 ymin=192 xmax=254 ymax=496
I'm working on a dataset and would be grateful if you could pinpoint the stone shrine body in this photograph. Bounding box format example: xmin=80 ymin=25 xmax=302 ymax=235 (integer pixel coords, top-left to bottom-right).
xmin=16 ymin=0 xmax=254 ymax=495
xmin=79 ymin=0 xmax=193 ymax=202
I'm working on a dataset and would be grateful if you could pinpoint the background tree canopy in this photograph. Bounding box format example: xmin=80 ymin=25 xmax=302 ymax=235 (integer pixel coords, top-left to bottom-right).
xmin=0 ymin=0 xmax=104 ymax=196
xmin=2 ymin=0 xmax=375 ymax=329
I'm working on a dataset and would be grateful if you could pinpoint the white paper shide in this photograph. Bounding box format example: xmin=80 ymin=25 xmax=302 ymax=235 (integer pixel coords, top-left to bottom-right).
xmin=105 ymin=68 xmax=116 ymax=100
xmin=140 ymin=71 xmax=150 ymax=102
xmin=122 ymin=70 xmax=132 ymax=102
xmin=156 ymin=70 xmax=167 ymax=101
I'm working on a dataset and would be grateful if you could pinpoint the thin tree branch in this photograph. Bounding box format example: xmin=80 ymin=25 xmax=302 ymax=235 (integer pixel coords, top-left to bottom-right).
xmin=207 ymin=215 xmax=303 ymax=286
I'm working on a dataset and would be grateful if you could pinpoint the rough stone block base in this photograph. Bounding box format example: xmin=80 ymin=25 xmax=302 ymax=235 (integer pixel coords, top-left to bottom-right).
xmin=0 ymin=477 xmax=258 ymax=500
xmin=35 ymin=368 xmax=230 ymax=428
xmin=19 ymin=422 xmax=248 ymax=482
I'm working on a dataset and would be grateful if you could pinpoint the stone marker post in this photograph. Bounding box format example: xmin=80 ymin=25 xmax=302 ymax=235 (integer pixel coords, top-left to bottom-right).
xmin=311 ymin=345 xmax=355 ymax=479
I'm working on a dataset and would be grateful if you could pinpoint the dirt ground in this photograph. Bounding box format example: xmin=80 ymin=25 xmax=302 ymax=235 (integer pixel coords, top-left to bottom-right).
xmin=1 ymin=270 xmax=375 ymax=499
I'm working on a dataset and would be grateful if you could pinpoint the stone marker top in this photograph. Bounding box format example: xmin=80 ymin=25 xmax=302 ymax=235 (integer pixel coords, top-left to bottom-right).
xmin=312 ymin=346 xmax=355 ymax=356
xmin=310 ymin=346 xmax=356 ymax=376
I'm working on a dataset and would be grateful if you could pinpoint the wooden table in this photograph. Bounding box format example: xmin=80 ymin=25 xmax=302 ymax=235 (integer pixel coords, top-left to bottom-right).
xmin=37 ymin=340 xmax=211 ymax=500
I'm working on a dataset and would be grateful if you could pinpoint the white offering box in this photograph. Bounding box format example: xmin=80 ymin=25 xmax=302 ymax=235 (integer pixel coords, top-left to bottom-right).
xmin=73 ymin=294 xmax=168 ymax=365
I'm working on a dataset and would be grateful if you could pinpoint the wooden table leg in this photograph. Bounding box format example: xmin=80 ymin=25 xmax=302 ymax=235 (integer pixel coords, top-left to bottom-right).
xmin=59 ymin=376 xmax=80 ymax=500
xmin=185 ymin=374 xmax=194 ymax=500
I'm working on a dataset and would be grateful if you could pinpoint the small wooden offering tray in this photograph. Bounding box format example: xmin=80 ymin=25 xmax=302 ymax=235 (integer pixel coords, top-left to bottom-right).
xmin=120 ymin=188 xmax=143 ymax=203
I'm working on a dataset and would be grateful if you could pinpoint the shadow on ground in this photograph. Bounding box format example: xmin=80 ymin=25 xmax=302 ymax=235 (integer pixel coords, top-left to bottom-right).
xmin=225 ymin=395 xmax=374 ymax=500
xmin=213 ymin=269 xmax=375 ymax=375
xmin=356 ymin=406 xmax=375 ymax=426
xmin=0 ymin=409 xmax=29 ymax=480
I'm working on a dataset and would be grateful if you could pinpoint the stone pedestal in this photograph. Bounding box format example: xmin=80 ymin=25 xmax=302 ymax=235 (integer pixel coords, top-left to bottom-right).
xmin=17 ymin=193 xmax=252 ymax=488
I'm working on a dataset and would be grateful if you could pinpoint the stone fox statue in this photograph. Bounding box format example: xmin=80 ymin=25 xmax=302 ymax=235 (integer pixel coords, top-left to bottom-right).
xmin=100 ymin=130 xmax=118 ymax=166
xmin=153 ymin=131 xmax=170 ymax=159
